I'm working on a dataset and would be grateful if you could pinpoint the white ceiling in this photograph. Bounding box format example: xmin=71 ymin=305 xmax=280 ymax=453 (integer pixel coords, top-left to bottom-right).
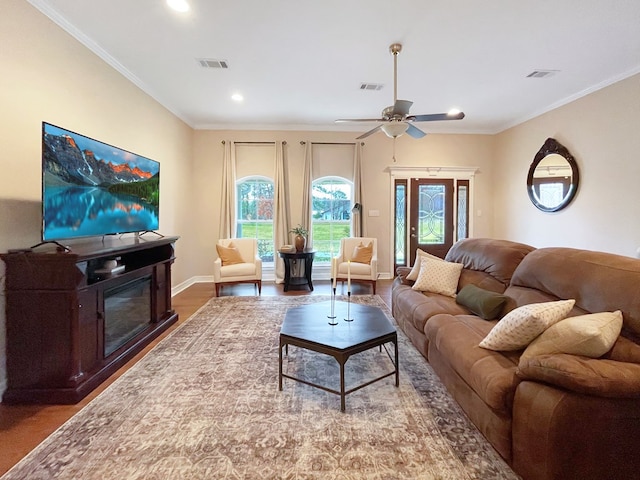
xmin=28 ymin=0 xmax=640 ymax=134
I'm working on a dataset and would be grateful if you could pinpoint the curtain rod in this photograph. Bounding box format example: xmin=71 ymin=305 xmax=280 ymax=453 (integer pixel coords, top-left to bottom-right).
xmin=300 ymin=141 xmax=364 ymax=146
xmin=221 ymin=140 xmax=286 ymax=145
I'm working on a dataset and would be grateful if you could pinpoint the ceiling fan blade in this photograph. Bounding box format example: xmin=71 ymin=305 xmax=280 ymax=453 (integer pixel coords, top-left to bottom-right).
xmin=356 ymin=125 xmax=383 ymax=139
xmin=406 ymin=124 xmax=427 ymax=139
xmin=408 ymin=111 xmax=465 ymax=122
xmin=335 ymin=118 xmax=384 ymax=123
xmin=392 ymin=100 xmax=413 ymax=116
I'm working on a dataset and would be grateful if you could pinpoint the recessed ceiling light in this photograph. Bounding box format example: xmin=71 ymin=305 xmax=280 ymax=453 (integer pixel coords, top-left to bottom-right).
xmin=231 ymin=93 xmax=244 ymax=102
xmin=166 ymin=0 xmax=189 ymax=13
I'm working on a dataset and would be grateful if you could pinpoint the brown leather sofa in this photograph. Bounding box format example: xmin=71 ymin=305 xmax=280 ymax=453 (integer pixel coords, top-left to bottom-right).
xmin=392 ymin=237 xmax=640 ymax=480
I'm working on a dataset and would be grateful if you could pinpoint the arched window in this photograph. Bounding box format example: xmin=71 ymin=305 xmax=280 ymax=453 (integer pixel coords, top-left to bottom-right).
xmin=312 ymin=177 xmax=352 ymax=263
xmin=236 ymin=176 xmax=274 ymax=263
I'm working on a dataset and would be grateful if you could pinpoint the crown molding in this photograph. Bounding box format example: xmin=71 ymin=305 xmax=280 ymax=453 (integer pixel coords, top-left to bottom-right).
xmin=386 ymin=165 xmax=480 ymax=178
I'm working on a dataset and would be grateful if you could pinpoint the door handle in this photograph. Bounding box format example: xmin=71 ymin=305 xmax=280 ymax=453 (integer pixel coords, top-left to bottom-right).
xmin=410 ymin=233 xmax=417 ymax=238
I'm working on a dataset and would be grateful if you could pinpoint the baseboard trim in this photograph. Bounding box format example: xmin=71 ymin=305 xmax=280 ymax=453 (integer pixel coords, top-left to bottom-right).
xmin=171 ymin=272 xmax=392 ymax=297
xmin=171 ymin=275 xmax=213 ymax=296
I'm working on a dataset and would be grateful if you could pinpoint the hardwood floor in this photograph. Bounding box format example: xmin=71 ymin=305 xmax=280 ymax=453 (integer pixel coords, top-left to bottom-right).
xmin=0 ymin=279 xmax=393 ymax=475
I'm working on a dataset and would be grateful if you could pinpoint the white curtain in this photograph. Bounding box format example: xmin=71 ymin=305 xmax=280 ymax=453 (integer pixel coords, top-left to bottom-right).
xmin=273 ymin=141 xmax=290 ymax=283
xmin=301 ymin=141 xmax=314 ymax=248
xmin=219 ymin=140 xmax=236 ymax=239
xmin=352 ymin=142 xmax=364 ymax=236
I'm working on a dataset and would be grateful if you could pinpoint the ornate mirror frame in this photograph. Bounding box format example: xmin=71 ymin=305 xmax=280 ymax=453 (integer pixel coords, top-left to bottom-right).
xmin=527 ymin=138 xmax=579 ymax=213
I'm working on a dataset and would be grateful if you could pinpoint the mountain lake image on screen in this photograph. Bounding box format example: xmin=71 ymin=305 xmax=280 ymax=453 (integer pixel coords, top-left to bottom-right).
xmin=41 ymin=122 xmax=160 ymax=241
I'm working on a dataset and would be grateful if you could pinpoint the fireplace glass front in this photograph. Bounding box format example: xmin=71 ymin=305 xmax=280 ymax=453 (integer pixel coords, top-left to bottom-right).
xmin=104 ymin=276 xmax=152 ymax=357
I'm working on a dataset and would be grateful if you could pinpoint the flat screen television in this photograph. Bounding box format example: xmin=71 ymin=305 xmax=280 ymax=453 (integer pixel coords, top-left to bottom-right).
xmin=42 ymin=122 xmax=160 ymax=241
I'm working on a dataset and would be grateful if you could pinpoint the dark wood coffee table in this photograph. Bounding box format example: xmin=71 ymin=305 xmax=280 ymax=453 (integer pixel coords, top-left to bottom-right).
xmin=279 ymin=300 xmax=398 ymax=412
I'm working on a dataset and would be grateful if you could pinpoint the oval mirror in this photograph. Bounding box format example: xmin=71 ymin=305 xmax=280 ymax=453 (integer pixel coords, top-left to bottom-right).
xmin=527 ymin=138 xmax=579 ymax=212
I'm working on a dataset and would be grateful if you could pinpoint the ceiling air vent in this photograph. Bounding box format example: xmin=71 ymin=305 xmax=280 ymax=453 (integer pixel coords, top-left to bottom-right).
xmin=526 ymin=70 xmax=559 ymax=78
xmin=360 ymin=83 xmax=384 ymax=91
xmin=197 ymin=58 xmax=229 ymax=69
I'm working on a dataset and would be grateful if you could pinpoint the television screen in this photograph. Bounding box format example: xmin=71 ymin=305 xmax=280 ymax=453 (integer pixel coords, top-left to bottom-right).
xmin=42 ymin=122 xmax=160 ymax=241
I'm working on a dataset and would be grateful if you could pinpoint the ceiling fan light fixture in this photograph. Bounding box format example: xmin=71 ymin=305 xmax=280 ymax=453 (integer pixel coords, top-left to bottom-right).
xmin=338 ymin=43 xmax=465 ymax=139
xmin=381 ymin=122 xmax=409 ymax=138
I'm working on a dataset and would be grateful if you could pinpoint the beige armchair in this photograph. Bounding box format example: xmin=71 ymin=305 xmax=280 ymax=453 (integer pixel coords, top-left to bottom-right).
xmin=333 ymin=237 xmax=378 ymax=294
xmin=213 ymin=238 xmax=262 ymax=296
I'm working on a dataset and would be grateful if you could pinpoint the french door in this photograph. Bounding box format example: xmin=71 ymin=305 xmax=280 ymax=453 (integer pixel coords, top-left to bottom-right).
xmin=394 ymin=177 xmax=469 ymax=268
xmin=409 ymin=178 xmax=454 ymax=261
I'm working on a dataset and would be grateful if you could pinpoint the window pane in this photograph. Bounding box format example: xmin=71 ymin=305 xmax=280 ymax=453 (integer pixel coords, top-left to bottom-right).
xmin=417 ymin=184 xmax=445 ymax=245
xmin=312 ymin=179 xmax=352 ymax=262
xmin=237 ymin=178 xmax=274 ymax=262
xmin=538 ymin=183 xmax=565 ymax=208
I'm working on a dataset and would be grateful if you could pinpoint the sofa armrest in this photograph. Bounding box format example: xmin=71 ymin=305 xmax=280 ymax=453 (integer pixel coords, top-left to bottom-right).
xmin=370 ymin=253 xmax=378 ymax=279
xmin=213 ymin=257 xmax=222 ymax=282
xmin=395 ymin=266 xmax=413 ymax=285
xmin=255 ymin=256 xmax=263 ymax=277
xmin=512 ymin=380 xmax=640 ymax=480
xmin=517 ymin=354 xmax=640 ymax=398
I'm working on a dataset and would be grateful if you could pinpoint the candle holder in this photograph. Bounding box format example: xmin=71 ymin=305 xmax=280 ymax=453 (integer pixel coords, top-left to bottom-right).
xmin=344 ymin=291 xmax=354 ymax=322
xmin=328 ymin=285 xmax=338 ymax=325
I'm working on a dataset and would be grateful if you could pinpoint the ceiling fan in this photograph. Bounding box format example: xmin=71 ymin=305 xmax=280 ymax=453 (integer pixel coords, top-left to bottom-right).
xmin=336 ymin=43 xmax=465 ymax=140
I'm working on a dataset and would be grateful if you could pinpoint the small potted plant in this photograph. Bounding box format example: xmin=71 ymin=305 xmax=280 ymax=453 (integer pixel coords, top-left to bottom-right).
xmin=289 ymin=224 xmax=308 ymax=252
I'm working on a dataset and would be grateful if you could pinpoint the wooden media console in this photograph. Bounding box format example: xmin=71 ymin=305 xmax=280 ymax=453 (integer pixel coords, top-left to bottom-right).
xmin=1 ymin=235 xmax=179 ymax=404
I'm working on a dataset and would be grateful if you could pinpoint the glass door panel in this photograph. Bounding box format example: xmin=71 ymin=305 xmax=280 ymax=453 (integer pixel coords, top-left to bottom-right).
xmin=456 ymin=180 xmax=469 ymax=242
xmin=394 ymin=180 xmax=407 ymax=269
xmin=409 ymin=178 xmax=454 ymax=261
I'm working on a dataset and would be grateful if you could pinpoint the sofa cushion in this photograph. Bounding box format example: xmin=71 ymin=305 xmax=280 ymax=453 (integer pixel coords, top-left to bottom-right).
xmin=339 ymin=260 xmax=371 ymax=276
xmin=457 ymin=269 xmax=510 ymax=295
xmin=426 ymin=314 xmax=522 ymax=413
xmin=220 ymin=262 xmax=256 ymax=275
xmin=479 ymin=300 xmax=575 ymax=351
xmin=406 ymin=248 xmax=443 ymax=281
xmin=517 ymin=354 xmax=640 ymax=398
xmin=510 ymin=247 xmax=640 ymax=336
xmin=393 ymin=286 xmax=469 ymax=334
xmin=521 ymin=311 xmax=623 ymax=361
xmin=456 ymin=284 xmax=508 ymax=320
xmin=412 ymin=257 xmax=463 ymax=297
xmin=603 ymin=335 xmax=640 ymax=364
xmin=445 ymin=238 xmax=535 ymax=287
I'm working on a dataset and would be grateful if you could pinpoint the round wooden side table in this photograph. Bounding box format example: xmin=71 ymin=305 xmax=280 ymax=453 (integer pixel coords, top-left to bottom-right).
xmin=278 ymin=249 xmax=316 ymax=292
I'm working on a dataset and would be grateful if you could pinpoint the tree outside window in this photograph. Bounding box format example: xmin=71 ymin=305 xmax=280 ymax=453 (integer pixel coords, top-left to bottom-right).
xmin=236 ymin=177 xmax=274 ymax=262
xmin=312 ymin=177 xmax=352 ymax=262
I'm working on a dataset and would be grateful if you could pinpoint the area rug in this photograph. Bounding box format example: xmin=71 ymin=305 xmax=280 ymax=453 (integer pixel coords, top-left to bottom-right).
xmin=2 ymin=295 xmax=519 ymax=480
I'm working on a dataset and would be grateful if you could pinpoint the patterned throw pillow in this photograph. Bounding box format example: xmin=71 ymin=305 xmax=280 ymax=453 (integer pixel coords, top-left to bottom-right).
xmin=520 ymin=311 xmax=623 ymax=361
xmin=216 ymin=242 xmax=244 ymax=266
xmin=406 ymin=248 xmax=444 ymax=281
xmin=479 ymin=299 xmax=575 ymax=351
xmin=351 ymin=241 xmax=373 ymax=264
xmin=411 ymin=256 xmax=463 ymax=297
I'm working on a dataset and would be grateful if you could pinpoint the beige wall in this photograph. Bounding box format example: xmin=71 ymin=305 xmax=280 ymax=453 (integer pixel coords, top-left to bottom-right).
xmin=0 ymin=1 xmax=194 ymax=394
xmin=493 ymin=73 xmax=640 ymax=257
xmin=191 ymin=130 xmax=497 ymax=281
